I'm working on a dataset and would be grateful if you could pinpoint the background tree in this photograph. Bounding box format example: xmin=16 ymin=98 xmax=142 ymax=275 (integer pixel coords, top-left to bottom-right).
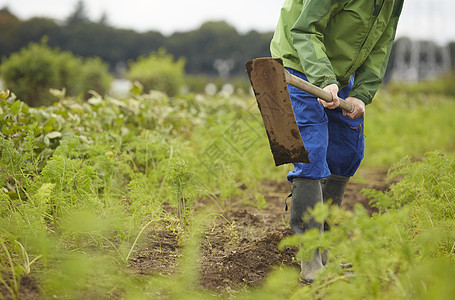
xmin=66 ymin=0 xmax=90 ymax=26
xmin=0 ymin=4 xmax=453 ymax=82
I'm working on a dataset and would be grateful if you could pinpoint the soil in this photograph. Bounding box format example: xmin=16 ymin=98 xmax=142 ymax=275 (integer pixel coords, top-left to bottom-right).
xmin=8 ymin=168 xmax=389 ymax=298
xmin=129 ymin=168 xmax=390 ymax=293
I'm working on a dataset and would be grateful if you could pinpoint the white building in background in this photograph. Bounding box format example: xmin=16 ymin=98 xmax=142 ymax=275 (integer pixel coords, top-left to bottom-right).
xmin=390 ymin=0 xmax=453 ymax=82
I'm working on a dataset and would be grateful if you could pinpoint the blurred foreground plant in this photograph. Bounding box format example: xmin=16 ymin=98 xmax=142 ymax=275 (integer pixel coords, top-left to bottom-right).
xmin=279 ymin=151 xmax=455 ymax=299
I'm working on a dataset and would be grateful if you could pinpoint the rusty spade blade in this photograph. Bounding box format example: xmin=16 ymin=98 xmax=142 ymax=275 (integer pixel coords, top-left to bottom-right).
xmin=246 ymin=57 xmax=310 ymax=166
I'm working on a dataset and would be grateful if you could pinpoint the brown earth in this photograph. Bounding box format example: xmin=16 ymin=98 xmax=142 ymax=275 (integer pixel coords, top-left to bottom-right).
xmin=129 ymin=168 xmax=389 ymax=293
xmin=7 ymin=168 xmax=389 ymax=298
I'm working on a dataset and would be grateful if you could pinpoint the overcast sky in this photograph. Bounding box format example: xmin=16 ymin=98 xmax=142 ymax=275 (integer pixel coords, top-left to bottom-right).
xmin=1 ymin=0 xmax=454 ymax=44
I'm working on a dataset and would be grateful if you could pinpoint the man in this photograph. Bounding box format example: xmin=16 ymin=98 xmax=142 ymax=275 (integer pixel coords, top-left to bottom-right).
xmin=270 ymin=0 xmax=404 ymax=282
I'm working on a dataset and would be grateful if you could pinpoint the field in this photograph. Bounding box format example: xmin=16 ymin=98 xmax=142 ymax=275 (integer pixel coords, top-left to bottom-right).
xmin=1 ymin=83 xmax=455 ymax=299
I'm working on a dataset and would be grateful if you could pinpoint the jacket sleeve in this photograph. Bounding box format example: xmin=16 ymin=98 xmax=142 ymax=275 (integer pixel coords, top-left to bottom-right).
xmin=290 ymin=0 xmax=346 ymax=89
xmin=349 ymin=1 xmax=404 ymax=105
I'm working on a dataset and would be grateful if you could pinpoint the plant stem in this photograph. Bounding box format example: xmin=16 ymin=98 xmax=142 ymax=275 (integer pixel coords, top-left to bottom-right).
xmin=0 ymin=238 xmax=19 ymax=299
xmin=125 ymin=219 xmax=158 ymax=262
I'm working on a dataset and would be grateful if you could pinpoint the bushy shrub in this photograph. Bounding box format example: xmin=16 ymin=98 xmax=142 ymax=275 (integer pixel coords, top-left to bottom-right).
xmin=77 ymin=57 xmax=114 ymax=98
xmin=0 ymin=41 xmax=112 ymax=106
xmin=184 ymin=74 xmax=210 ymax=94
xmin=126 ymin=48 xmax=185 ymax=97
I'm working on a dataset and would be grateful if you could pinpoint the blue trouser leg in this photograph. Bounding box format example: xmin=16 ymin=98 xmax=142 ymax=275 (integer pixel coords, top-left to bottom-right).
xmin=286 ymin=68 xmax=364 ymax=181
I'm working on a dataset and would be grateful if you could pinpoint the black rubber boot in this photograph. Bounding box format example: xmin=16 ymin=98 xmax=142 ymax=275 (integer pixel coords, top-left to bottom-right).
xmin=320 ymin=174 xmax=349 ymax=265
xmin=321 ymin=174 xmax=350 ymax=207
xmin=289 ymin=178 xmax=324 ymax=283
xmin=321 ymin=174 xmax=350 ymax=232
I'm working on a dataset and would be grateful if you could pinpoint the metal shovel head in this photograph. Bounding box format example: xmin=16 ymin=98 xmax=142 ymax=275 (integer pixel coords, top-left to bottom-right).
xmin=246 ymin=57 xmax=309 ymax=166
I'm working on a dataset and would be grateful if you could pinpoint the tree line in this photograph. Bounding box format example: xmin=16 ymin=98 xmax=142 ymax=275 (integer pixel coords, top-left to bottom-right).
xmin=0 ymin=4 xmax=272 ymax=78
xmin=1 ymin=2 xmax=454 ymax=81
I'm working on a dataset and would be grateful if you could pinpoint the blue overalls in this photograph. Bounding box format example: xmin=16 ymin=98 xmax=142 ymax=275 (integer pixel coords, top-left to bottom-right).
xmin=286 ymin=68 xmax=365 ymax=182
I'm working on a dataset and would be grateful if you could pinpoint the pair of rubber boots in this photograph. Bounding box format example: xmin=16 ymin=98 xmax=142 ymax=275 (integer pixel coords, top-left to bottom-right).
xmin=289 ymin=175 xmax=349 ymax=283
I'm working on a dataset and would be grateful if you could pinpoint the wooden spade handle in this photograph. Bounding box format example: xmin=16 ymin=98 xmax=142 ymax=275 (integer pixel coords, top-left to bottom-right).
xmin=284 ymin=69 xmax=354 ymax=113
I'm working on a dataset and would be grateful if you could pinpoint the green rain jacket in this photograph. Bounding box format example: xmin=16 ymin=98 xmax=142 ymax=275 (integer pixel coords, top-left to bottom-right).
xmin=270 ymin=0 xmax=403 ymax=105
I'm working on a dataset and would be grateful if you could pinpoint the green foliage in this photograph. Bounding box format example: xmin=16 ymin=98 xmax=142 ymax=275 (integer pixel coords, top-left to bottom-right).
xmin=126 ymin=49 xmax=186 ymax=97
xmin=185 ymin=74 xmax=211 ymax=94
xmin=387 ymin=71 xmax=455 ymax=97
xmin=279 ymin=151 xmax=455 ymax=299
xmin=367 ymin=152 xmax=455 ymax=261
xmin=1 ymin=79 xmax=455 ymax=299
xmin=40 ymin=138 xmax=103 ymax=227
xmin=0 ymin=9 xmax=273 ymax=77
xmin=363 ymin=90 xmax=455 ymax=167
xmin=0 ymin=41 xmax=112 ymax=106
xmin=76 ymin=56 xmax=113 ymax=97
xmin=372 ymin=151 xmax=455 ymax=210
xmin=0 ymin=86 xmax=278 ymax=298
xmin=167 ymin=157 xmax=194 ymax=226
xmin=0 ymin=237 xmax=21 ymax=299
xmin=65 ymin=0 xmax=90 ymax=26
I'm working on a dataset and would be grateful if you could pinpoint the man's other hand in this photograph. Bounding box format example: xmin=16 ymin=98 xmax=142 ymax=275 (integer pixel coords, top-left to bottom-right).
xmin=343 ymin=97 xmax=365 ymax=119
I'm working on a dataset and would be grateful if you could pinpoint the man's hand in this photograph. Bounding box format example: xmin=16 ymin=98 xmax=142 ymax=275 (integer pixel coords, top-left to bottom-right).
xmin=318 ymin=84 xmax=365 ymax=119
xmin=317 ymin=83 xmax=339 ymax=109
xmin=343 ymin=97 xmax=365 ymax=119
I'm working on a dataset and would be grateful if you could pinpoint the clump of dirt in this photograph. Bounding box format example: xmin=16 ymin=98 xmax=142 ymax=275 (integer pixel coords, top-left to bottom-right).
xmin=199 ymin=211 xmax=298 ymax=291
xmin=198 ymin=180 xmax=298 ymax=290
xmin=129 ymin=229 xmax=181 ymax=276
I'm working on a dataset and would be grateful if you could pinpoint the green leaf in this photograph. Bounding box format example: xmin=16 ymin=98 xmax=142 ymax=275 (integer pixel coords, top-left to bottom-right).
xmin=46 ymin=131 xmax=62 ymax=139
xmin=1 ymin=125 xmax=10 ymax=135
xmin=130 ymin=81 xmax=143 ymax=95
xmin=21 ymin=102 xmax=30 ymax=114
xmin=43 ymin=117 xmax=57 ymax=134
xmin=10 ymin=100 xmax=21 ymax=115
